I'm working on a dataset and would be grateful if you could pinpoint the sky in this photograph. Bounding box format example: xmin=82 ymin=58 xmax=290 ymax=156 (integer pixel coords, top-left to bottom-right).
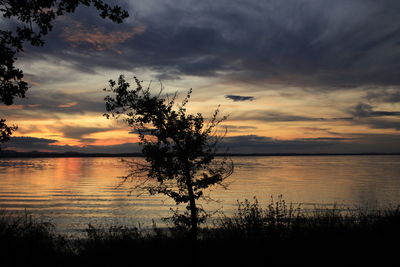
xmin=1 ymin=0 xmax=400 ymax=154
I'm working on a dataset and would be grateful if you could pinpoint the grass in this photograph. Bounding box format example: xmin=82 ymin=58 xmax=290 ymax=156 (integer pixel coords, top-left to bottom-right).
xmin=0 ymin=211 xmax=72 ymax=266
xmin=1 ymin=198 xmax=399 ymax=266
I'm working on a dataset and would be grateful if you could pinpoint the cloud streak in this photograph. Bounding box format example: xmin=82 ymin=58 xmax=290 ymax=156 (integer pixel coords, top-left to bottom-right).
xmin=231 ymin=110 xmax=352 ymax=122
xmin=225 ymin=95 xmax=255 ymax=102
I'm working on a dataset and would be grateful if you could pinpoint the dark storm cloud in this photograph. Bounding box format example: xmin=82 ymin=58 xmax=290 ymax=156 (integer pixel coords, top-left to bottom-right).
xmin=225 ymin=95 xmax=255 ymax=102
xmin=14 ymin=0 xmax=400 ymax=89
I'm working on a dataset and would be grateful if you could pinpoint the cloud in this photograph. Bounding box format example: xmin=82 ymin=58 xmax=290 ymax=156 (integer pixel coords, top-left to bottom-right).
xmin=57 ymin=102 xmax=78 ymax=108
xmin=2 ymin=0 xmax=400 ymax=154
xmin=15 ymin=0 xmax=400 ymax=90
xmin=58 ymin=126 xmax=111 ymax=139
xmin=231 ymin=109 xmax=352 ymax=122
xmin=359 ymin=118 xmax=400 ymax=131
xmin=225 ymin=95 xmax=255 ymax=102
xmin=61 ymin=19 xmax=146 ymax=54
xmin=301 ymin=127 xmax=331 ymax=133
xmin=2 ymin=137 xmax=58 ymax=151
xmin=222 ymin=125 xmax=257 ymax=131
xmin=1 ymin=91 xmax=106 ymax=119
xmin=365 ymin=88 xmax=400 ymax=103
xmin=350 ymin=103 xmax=400 ymax=118
xmin=339 ymin=103 xmax=400 ymax=130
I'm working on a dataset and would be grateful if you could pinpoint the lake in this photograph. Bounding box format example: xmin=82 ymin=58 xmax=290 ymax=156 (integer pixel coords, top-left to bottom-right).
xmin=0 ymin=155 xmax=399 ymax=235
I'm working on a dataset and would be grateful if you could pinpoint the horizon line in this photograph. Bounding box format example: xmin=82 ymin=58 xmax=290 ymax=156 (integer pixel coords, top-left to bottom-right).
xmin=0 ymin=150 xmax=399 ymax=158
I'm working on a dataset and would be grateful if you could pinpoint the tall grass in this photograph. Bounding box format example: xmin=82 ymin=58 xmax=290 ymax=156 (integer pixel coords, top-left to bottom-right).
xmin=0 ymin=211 xmax=72 ymax=266
xmin=213 ymin=196 xmax=302 ymax=240
xmin=202 ymin=197 xmax=400 ymax=266
xmin=1 ymin=198 xmax=399 ymax=266
xmin=212 ymin=196 xmax=400 ymax=241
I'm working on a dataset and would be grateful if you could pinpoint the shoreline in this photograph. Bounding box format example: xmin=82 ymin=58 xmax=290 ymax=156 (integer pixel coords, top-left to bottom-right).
xmin=1 ymin=200 xmax=399 ymax=266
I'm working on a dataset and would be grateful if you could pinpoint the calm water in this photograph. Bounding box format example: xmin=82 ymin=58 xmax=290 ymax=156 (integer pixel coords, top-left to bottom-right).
xmin=0 ymin=156 xmax=399 ymax=235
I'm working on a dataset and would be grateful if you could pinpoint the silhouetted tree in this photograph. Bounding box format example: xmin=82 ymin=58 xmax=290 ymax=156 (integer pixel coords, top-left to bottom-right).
xmin=0 ymin=118 xmax=16 ymax=144
xmin=0 ymin=0 xmax=129 ymax=146
xmin=104 ymin=75 xmax=233 ymax=239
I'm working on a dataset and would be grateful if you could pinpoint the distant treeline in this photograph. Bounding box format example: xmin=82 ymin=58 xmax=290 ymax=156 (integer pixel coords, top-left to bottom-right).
xmin=1 ymin=150 xmax=399 ymax=158
xmin=0 ymin=150 xmax=143 ymax=158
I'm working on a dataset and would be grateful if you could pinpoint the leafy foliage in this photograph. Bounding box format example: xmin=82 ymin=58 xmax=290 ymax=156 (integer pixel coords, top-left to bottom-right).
xmin=0 ymin=0 xmax=128 ymax=105
xmin=0 ymin=118 xmax=16 ymax=144
xmin=104 ymin=75 xmax=233 ymax=237
xmin=0 ymin=0 xmax=129 ymax=145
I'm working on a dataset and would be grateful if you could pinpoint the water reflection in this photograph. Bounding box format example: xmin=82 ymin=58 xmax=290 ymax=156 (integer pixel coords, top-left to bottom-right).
xmin=0 ymin=156 xmax=399 ymax=234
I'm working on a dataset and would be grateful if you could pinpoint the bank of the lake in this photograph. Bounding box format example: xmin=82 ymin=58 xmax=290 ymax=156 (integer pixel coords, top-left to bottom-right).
xmin=1 ymin=198 xmax=399 ymax=267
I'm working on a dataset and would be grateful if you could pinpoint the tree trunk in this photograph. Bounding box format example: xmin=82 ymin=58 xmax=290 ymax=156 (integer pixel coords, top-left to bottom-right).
xmin=185 ymin=169 xmax=198 ymax=240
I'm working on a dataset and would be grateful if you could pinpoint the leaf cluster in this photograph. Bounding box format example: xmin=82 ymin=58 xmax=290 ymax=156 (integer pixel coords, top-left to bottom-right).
xmin=0 ymin=0 xmax=129 ymax=145
xmin=0 ymin=118 xmax=16 ymax=144
xmin=0 ymin=0 xmax=128 ymax=105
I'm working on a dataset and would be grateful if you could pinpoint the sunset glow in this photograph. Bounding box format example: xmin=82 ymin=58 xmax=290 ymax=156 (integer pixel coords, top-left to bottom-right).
xmin=1 ymin=0 xmax=399 ymax=154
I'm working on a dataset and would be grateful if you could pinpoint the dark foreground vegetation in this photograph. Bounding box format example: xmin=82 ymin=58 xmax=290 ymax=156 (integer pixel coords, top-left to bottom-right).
xmin=1 ymin=198 xmax=399 ymax=267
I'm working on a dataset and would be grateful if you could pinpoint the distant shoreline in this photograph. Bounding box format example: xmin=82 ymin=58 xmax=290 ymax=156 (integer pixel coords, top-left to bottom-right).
xmin=0 ymin=150 xmax=399 ymax=158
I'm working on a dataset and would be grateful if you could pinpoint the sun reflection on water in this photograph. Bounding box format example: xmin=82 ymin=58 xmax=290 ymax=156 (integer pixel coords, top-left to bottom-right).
xmin=0 ymin=156 xmax=399 ymax=235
